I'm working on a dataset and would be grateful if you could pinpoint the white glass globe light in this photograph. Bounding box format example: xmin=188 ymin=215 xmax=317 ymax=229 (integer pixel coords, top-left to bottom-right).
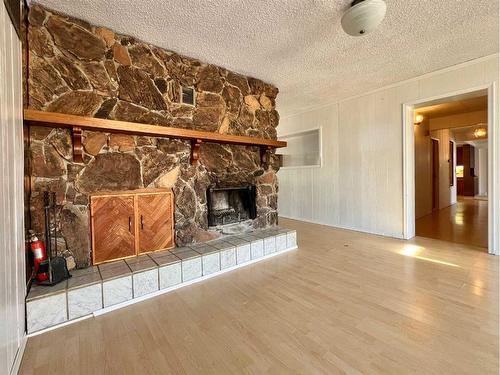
xmin=341 ymin=0 xmax=387 ymax=36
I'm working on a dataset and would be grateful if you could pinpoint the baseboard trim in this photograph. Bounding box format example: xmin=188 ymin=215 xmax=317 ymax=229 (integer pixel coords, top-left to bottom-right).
xmin=26 ymin=245 xmax=298 ymax=336
xmin=10 ymin=334 xmax=26 ymax=375
xmin=279 ymin=215 xmax=404 ymax=240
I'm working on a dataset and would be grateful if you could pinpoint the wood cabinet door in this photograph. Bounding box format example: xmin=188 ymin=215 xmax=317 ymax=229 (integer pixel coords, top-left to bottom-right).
xmin=137 ymin=193 xmax=174 ymax=254
xmin=91 ymin=195 xmax=136 ymax=264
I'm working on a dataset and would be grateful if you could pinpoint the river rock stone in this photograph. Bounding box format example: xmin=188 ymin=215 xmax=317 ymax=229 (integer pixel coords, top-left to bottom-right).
xmin=226 ymin=72 xmax=249 ymax=95
xmin=197 ymin=65 xmax=223 ymax=93
xmin=60 ymin=204 xmax=91 ymax=268
xmin=31 ymin=142 xmax=66 ymax=177
xmin=244 ymin=95 xmax=260 ymax=112
xmin=52 ymin=54 xmax=91 ymax=90
xmin=199 ymin=143 xmax=231 ymax=174
xmin=109 ymin=134 xmax=135 ymax=152
xmin=140 ymin=147 xmax=177 ymax=187
xmin=77 ymin=153 xmax=141 ymax=193
xmin=155 ymin=166 xmax=180 ymax=188
xmin=80 ymin=61 xmax=115 ymax=95
xmin=46 ymin=15 xmax=106 ymax=60
xmin=83 ymin=132 xmax=107 ymax=155
xmin=112 ymin=42 xmax=131 ymax=65
xmin=28 ymin=26 xmax=54 ymax=57
xmin=259 ymin=95 xmax=273 ymax=111
xmin=95 ymin=98 xmax=117 ymax=118
xmin=47 ymin=91 xmax=103 ymax=116
xmin=248 ymin=77 xmax=265 ymax=95
xmin=28 ymin=4 xmax=47 ymax=27
xmin=117 ymin=66 xmax=167 ymax=110
xmin=112 ymin=100 xmax=149 ymax=122
xmin=29 ymin=55 xmax=69 ymax=106
xmin=128 ymin=43 xmax=165 ymax=77
xmin=27 ymin=4 xmax=281 ymax=261
xmin=269 ymin=109 xmax=280 ymax=127
xmin=222 ymin=85 xmax=241 ymax=116
xmin=49 ymin=129 xmax=72 ymax=160
xmin=95 ymin=27 xmax=115 ymax=47
xmin=30 ymin=126 xmax=53 ymax=141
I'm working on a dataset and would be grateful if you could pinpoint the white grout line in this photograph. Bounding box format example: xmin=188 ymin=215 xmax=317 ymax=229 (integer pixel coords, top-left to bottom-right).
xmin=27 ymin=245 xmax=298 ymax=335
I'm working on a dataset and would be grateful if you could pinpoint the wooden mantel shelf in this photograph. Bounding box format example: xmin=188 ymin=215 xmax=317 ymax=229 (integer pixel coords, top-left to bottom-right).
xmin=24 ymin=109 xmax=286 ymax=164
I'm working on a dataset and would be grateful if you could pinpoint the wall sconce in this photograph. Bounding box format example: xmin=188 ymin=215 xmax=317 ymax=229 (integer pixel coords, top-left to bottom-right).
xmin=473 ymin=128 xmax=487 ymax=138
xmin=414 ymin=114 xmax=424 ymax=125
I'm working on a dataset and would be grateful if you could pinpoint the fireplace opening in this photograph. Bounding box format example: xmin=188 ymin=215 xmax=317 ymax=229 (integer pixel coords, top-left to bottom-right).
xmin=207 ymin=186 xmax=257 ymax=227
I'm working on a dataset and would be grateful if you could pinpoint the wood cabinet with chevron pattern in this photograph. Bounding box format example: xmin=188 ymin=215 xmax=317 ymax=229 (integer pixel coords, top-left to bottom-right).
xmin=90 ymin=189 xmax=175 ymax=264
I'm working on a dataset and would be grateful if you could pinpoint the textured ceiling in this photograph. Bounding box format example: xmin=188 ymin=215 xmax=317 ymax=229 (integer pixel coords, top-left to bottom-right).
xmin=32 ymin=0 xmax=499 ymax=117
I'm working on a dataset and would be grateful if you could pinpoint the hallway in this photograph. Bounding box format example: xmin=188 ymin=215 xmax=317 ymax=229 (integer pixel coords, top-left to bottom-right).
xmin=416 ymin=197 xmax=488 ymax=249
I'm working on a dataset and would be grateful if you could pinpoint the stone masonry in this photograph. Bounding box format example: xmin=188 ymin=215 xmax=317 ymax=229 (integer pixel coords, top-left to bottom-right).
xmin=27 ymin=4 xmax=280 ymax=268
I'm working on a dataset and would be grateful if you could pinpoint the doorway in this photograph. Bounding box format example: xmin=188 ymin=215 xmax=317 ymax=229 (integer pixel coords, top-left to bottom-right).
xmin=403 ymin=86 xmax=497 ymax=253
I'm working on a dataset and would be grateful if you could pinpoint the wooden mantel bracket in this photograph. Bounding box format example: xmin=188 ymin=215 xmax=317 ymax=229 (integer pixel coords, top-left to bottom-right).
xmin=72 ymin=126 xmax=83 ymax=163
xmin=190 ymin=139 xmax=202 ymax=165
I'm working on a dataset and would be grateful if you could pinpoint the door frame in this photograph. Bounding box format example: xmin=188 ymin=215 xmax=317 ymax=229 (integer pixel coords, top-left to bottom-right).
xmin=402 ymin=82 xmax=498 ymax=255
xmin=430 ymin=137 xmax=440 ymax=211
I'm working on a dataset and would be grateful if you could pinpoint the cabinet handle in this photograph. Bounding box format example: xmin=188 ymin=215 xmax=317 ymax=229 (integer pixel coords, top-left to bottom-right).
xmin=128 ymin=216 xmax=132 ymax=232
xmin=140 ymin=215 xmax=144 ymax=230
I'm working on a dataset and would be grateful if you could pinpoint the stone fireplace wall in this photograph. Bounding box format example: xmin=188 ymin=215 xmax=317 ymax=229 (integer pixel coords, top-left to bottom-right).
xmin=27 ymin=4 xmax=280 ymax=268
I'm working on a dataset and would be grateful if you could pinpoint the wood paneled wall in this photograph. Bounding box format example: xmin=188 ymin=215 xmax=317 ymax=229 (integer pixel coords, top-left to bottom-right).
xmin=278 ymin=55 xmax=499 ymax=240
xmin=0 ymin=2 xmax=26 ymax=373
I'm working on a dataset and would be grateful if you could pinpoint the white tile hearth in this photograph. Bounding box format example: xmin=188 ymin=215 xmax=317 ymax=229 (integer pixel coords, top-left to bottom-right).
xmin=202 ymin=253 xmax=220 ymax=275
xmin=264 ymin=236 xmax=276 ymax=255
xmin=68 ymin=283 xmax=102 ymax=320
xmin=182 ymin=258 xmax=202 ymax=281
xmin=276 ymin=233 xmax=288 ymax=252
xmin=103 ymin=276 xmax=133 ymax=307
xmin=159 ymin=263 xmax=182 ymax=289
xmin=150 ymin=252 xmax=182 ymax=289
xmin=220 ymin=247 xmax=237 ymax=269
xmin=133 ymin=269 xmax=159 ymax=298
xmin=26 ymin=227 xmax=298 ymax=334
xmin=287 ymin=230 xmax=297 ymax=248
xmin=126 ymin=258 xmax=159 ymax=298
xmin=250 ymin=237 xmax=264 ymax=259
xmin=236 ymin=243 xmax=251 ymax=264
xmin=175 ymin=250 xmax=202 ymax=282
xmin=27 ymin=292 xmax=67 ymax=333
xmin=67 ymin=271 xmax=103 ymax=320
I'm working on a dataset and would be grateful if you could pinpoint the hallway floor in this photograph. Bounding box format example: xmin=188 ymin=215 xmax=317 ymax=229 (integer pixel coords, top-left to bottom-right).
xmin=416 ymin=197 xmax=488 ymax=249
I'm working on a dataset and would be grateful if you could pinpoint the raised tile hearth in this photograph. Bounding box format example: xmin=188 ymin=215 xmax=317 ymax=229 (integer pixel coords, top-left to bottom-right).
xmin=26 ymin=227 xmax=297 ymax=334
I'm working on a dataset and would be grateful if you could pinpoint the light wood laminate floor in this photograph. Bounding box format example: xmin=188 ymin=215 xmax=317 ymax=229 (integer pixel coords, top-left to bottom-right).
xmin=20 ymin=218 xmax=498 ymax=374
xmin=416 ymin=197 xmax=488 ymax=249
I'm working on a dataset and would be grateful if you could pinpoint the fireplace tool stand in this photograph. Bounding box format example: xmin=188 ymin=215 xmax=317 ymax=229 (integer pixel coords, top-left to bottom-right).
xmin=37 ymin=191 xmax=70 ymax=286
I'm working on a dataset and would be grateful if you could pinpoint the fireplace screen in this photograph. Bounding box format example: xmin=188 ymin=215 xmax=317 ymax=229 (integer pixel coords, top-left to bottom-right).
xmin=207 ymin=186 xmax=257 ymax=226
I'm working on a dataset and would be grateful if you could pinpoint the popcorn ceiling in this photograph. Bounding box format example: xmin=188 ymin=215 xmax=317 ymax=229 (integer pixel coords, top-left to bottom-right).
xmin=33 ymin=0 xmax=499 ymax=117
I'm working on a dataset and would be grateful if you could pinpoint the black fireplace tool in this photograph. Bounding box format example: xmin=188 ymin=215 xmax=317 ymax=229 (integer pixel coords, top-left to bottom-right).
xmin=37 ymin=191 xmax=71 ymax=286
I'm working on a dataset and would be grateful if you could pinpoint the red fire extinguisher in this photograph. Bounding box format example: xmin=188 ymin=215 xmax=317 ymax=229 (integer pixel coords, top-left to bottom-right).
xmin=30 ymin=231 xmax=49 ymax=281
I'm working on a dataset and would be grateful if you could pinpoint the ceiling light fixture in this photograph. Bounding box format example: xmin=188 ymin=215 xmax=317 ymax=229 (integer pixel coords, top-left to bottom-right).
xmin=414 ymin=114 xmax=424 ymax=125
xmin=473 ymin=128 xmax=487 ymax=138
xmin=341 ymin=0 xmax=387 ymax=36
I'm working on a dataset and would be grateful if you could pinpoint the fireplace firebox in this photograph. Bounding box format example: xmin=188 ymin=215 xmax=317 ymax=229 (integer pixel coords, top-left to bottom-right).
xmin=207 ymin=186 xmax=257 ymax=227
